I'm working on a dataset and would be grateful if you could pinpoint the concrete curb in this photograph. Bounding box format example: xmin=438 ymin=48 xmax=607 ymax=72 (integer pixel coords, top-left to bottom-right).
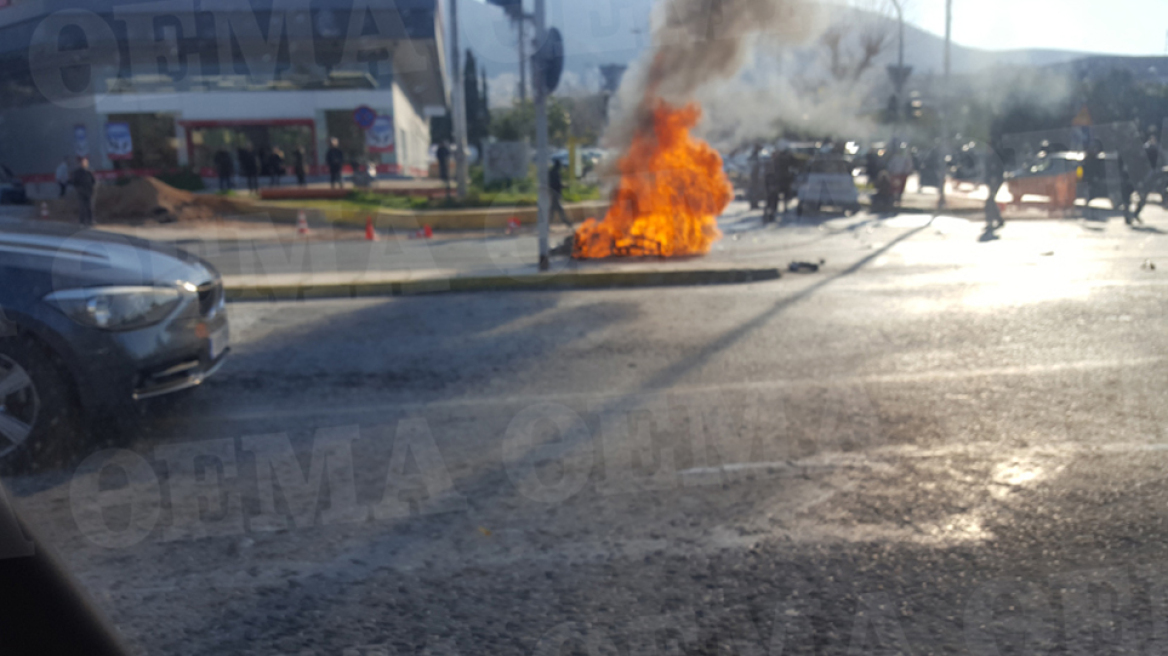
xmin=225 ymin=267 xmax=781 ymax=301
xmin=222 ymin=198 xmax=611 ymax=231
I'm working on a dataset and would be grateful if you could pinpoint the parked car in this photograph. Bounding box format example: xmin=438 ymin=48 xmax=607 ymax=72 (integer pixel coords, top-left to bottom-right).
xmin=0 ymin=166 xmax=27 ymax=205
xmin=0 ymin=221 xmax=229 ymax=467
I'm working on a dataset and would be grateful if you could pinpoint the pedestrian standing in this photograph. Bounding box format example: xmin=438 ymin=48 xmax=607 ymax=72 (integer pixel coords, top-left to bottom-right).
xmin=887 ymin=144 xmax=914 ymax=204
xmin=70 ymin=157 xmax=97 ymax=226
xmin=292 ymin=148 xmax=307 ymax=187
xmin=238 ymin=146 xmax=259 ymax=193
xmin=748 ymin=144 xmax=763 ymax=210
xmin=213 ymin=149 xmax=234 ymax=191
xmin=268 ymin=148 xmax=285 ymax=186
xmin=548 ymin=159 xmax=571 ymax=228
xmin=865 ymin=148 xmax=882 ymax=183
xmin=55 ymin=157 xmax=70 ymax=198
xmin=326 ymin=138 xmax=345 ymax=189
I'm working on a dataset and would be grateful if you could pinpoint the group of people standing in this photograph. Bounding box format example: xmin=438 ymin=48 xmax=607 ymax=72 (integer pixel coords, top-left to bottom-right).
xmin=747 ymin=145 xmax=797 ymax=223
xmin=214 ymin=145 xmax=309 ymax=192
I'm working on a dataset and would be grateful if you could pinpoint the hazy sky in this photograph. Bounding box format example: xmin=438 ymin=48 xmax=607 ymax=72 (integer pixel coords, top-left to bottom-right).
xmin=913 ymin=0 xmax=1168 ymax=56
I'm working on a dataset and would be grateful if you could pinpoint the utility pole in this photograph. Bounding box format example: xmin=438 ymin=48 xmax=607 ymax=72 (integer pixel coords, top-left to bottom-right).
xmin=450 ymin=0 xmax=469 ymax=198
xmin=886 ymin=0 xmax=908 ymax=147
xmin=517 ymin=16 xmax=528 ymax=103
xmin=939 ymin=0 xmax=951 ymax=210
xmin=534 ymin=0 xmax=550 ymax=271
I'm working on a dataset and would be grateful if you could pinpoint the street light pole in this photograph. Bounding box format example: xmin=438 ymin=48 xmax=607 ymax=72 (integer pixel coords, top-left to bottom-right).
xmin=939 ymin=0 xmax=951 ymax=210
xmin=890 ymin=0 xmax=904 ymax=143
xmin=534 ymin=0 xmax=550 ymax=270
xmin=450 ymin=0 xmax=469 ymax=198
xmin=517 ymin=14 xmax=528 ymax=103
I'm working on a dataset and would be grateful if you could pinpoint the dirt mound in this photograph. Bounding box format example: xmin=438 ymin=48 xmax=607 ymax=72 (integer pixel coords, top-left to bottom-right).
xmin=42 ymin=177 xmax=239 ymax=224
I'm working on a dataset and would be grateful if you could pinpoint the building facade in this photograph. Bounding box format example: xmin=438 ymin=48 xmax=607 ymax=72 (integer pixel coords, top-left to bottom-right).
xmin=0 ymin=0 xmax=448 ymax=190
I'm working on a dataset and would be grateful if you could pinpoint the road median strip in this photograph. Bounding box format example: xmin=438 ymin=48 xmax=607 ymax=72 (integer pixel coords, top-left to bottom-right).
xmin=224 ymin=267 xmax=782 ymax=300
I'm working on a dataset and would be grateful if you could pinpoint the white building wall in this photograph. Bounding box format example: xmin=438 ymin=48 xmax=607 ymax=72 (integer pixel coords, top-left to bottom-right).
xmin=392 ymin=82 xmax=432 ymax=178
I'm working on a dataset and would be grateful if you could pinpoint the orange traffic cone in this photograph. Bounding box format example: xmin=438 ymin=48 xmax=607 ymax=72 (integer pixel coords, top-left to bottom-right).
xmin=296 ymin=210 xmax=310 ymax=235
xmin=365 ymin=215 xmax=379 ymax=241
xmin=423 ymin=225 xmax=433 ymax=239
xmin=40 ymin=202 xmax=49 ymax=219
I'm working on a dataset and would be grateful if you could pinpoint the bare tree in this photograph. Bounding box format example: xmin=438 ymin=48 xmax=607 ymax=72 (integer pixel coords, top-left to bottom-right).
xmin=819 ymin=0 xmax=900 ymax=82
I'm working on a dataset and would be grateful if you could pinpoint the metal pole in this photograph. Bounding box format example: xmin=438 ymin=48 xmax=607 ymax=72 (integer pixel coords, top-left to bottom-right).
xmin=534 ymin=0 xmax=550 ymax=271
xmin=939 ymin=0 xmax=951 ymax=209
xmin=451 ymin=0 xmax=469 ymax=198
xmin=891 ymin=0 xmax=904 ymax=144
xmin=518 ymin=15 xmax=528 ymax=104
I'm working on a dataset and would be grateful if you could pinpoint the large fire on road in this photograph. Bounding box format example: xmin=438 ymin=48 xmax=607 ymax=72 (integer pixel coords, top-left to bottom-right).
xmin=572 ymin=100 xmax=733 ymax=259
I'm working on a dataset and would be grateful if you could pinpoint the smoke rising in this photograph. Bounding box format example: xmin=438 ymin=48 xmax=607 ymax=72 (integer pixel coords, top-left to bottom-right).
xmin=603 ymin=0 xmax=1079 ymax=153
xmin=604 ymin=0 xmax=824 ymax=152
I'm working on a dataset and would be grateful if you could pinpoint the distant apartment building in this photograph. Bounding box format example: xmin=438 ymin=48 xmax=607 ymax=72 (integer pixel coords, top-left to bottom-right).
xmin=0 ymin=0 xmax=448 ymax=189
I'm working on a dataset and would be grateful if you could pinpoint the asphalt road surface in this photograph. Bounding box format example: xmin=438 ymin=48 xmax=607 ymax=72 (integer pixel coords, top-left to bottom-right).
xmin=12 ymin=209 xmax=1168 ymax=655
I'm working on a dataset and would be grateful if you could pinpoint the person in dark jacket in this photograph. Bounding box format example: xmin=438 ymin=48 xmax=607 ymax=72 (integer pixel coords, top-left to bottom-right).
xmin=764 ymin=148 xmax=796 ymax=222
xmin=70 ymin=157 xmax=97 ymax=226
xmin=292 ymin=148 xmax=307 ymax=186
xmin=984 ymin=142 xmax=1007 ymax=230
xmin=268 ymin=148 xmax=285 ymax=186
xmin=326 ymin=138 xmax=345 ymax=189
xmin=213 ymin=149 xmax=234 ymax=191
xmin=238 ymin=146 xmax=259 ymax=193
xmin=548 ymin=159 xmax=571 ymax=228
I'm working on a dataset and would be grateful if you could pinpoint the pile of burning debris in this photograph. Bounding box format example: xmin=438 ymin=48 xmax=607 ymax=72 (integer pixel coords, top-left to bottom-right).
xmin=551 ymin=233 xmax=666 ymax=259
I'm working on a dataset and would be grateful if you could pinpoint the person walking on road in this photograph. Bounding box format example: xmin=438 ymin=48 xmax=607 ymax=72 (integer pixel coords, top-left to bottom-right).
xmin=55 ymin=157 xmax=70 ymax=198
xmin=326 ymin=138 xmax=345 ymax=189
xmin=70 ymin=157 xmax=96 ymax=226
xmin=984 ymin=141 xmax=1007 ymax=230
xmin=213 ymin=148 xmax=234 ymax=191
xmin=549 ymin=159 xmax=572 ymax=228
xmin=292 ymin=148 xmax=307 ymax=187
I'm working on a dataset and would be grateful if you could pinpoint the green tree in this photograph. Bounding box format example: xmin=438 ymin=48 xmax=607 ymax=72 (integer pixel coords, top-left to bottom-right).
xmin=490 ymin=99 xmax=570 ymax=145
xmin=464 ymin=50 xmax=491 ymax=152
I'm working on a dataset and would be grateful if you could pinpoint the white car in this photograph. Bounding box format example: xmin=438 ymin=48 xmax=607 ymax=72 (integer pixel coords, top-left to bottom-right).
xmin=797 ymin=156 xmax=860 ymax=216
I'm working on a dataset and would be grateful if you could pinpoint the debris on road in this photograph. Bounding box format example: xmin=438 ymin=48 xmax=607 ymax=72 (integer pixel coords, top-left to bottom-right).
xmin=789 ymin=259 xmax=825 ymax=273
xmin=1143 ymin=259 xmax=1157 ymax=270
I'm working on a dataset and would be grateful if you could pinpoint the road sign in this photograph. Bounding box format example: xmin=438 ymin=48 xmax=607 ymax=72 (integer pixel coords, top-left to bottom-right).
xmin=105 ymin=122 xmax=133 ymax=161
xmin=532 ymin=27 xmax=564 ymax=94
xmin=886 ymin=64 xmax=913 ymax=92
xmin=366 ymin=115 xmax=395 ymax=153
xmin=353 ymin=106 xmax=377 ymax=130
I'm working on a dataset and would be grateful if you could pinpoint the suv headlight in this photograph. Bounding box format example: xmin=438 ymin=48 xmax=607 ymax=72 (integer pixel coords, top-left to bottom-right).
xmin=45 ymin=286 xmax=183 ymax=331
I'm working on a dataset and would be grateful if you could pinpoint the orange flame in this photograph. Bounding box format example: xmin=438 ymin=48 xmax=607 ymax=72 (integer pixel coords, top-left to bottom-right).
xmin=573 ymin=100 xmax=732 ymax=259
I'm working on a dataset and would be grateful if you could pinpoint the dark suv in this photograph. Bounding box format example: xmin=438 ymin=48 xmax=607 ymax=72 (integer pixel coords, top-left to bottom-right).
xmin=0 ymin=221 xmax=229 ymax=467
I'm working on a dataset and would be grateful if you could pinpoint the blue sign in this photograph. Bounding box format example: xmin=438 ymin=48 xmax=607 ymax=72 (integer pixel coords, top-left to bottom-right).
xmin=105 ymin=122 xmax=133 ymax=160
xmin=353 ymin=106 xmax=377 ymax=130
xmin=366 ymin=115 xmax=395 ymax=153
xmin=73 ymin=124 xmax=89 ymax=157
